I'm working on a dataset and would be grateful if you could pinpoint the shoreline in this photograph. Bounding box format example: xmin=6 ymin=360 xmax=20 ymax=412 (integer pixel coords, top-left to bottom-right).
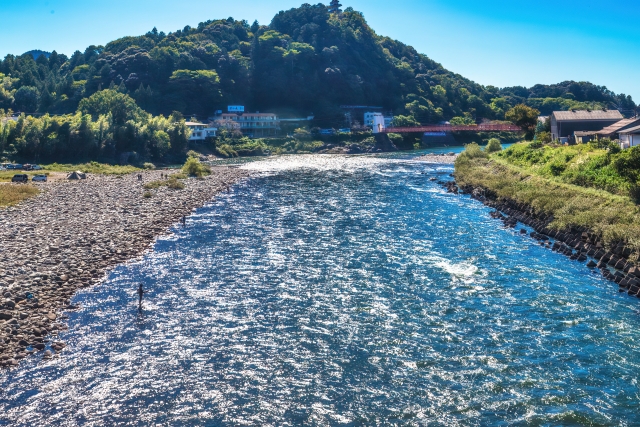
xmin=445 ymin=178 xmax=640 ymax=298
xmin=0 ymin=167 xmax=250 ymax=368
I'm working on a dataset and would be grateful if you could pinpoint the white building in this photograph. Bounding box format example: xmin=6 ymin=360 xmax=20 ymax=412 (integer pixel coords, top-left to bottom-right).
xmin=619 ymin=125 xmax=640 ymax=149
xmin=370 ymin=113 xmax=386 ymax=134
xmin=220 ymin=112 xmax=280 ymax=137
xmin=185 ymin=122 xmax=217 ymax=142
xmin=364 ymin=112 xmax=393 ymax=129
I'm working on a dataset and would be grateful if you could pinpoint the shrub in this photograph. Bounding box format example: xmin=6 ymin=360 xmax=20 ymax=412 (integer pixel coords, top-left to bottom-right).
xmin=215 ymin=144 xmax=238 ymax=158
xmin=143 ymin=175 xmax=186 ymax=190
xmin=182 ymin=157 xmax=211 ymax=177
xmin=607 ymin=141 xmax=621 ymax=155
xmin=166 ymin=178 xmax=185 ymax=189
xmin=462 ymin=142 xmax=488 ymax=159
xmin=536 ymin=131 xmax=552 ymax=145
xmin=143 ymin=191 xmax=153 ymax=198
xmin=186 ymin=150 xmax=200 ymax=158
xmin=143 ymin=162 xmax=155 ymax=170
xmin=485 ymin=138 xmax=503 ymax=153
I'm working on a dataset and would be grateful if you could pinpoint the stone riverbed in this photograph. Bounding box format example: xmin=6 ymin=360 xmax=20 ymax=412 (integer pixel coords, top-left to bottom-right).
xmin=0 ymin=167 xmax=249 ymax=368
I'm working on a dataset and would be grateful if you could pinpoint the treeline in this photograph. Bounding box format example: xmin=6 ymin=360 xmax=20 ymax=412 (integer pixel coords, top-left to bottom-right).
xmin=0 ymin=3 xmax=635 ymax=129
xmin=0 ymin=90 xmax=189 ymax=163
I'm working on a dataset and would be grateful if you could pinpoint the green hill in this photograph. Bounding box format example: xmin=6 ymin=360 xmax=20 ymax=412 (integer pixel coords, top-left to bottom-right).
xmin=1 ymin=4 xmax=635 ymax=125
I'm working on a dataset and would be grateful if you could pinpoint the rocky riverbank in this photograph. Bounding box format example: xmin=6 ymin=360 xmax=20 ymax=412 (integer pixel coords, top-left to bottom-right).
xmin=414 ymin=153 xmax=458 ymax=164
xmin=0 ymin=167 xmax=250 ymax=368
xmin=447 ymin=180 xmax=640 ymax=298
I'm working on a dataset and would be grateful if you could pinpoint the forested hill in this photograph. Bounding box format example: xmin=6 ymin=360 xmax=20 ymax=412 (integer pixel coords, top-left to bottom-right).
xmin=0 ymin=3 xmax=636 ymax=125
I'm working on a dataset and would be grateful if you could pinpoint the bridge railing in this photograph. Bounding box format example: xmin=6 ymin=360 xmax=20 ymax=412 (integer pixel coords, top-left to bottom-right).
xmin=380 ymin=124 xmax=522 ymax=133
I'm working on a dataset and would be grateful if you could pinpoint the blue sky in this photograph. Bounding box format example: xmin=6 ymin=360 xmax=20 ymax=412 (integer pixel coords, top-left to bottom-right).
xmin=2 ymin=0 xmax=638 ymax=100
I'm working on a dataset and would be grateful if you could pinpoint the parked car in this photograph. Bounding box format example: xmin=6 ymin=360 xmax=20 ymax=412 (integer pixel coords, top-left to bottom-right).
xmin=32 ymin=174 xmax=47 ymax=182
xmin=11 ymin=174 xmax=29 ymax=183
xmin=32 ymin=165 xmax=43 ymax=170
xmin=23 ymin=164 xmax=33 ymax=171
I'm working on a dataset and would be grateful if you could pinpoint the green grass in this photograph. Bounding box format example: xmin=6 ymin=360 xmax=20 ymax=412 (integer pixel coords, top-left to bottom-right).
xmin=43 ymin=161 xmax=140 ymax=175
xmin=143 ymin=175 xmax=186 ymax=190
xmin=455 ymin=144 xmax=640 ymax=254
xmin=0 ymin=184 xmax=40 ymax=207
xmin=493 ymin=142 xmax=632 ymax=195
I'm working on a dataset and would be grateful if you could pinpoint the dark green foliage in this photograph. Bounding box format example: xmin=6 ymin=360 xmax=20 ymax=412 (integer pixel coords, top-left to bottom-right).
xmin=0 ymin=94 xmax=189 ymax=164
xmin=505 ymin=104 xmax=540 ymax=140
xmin=499 ymin=81 xmax=636 ymax=115
xmin=1 ymin=5 xmax=632 ymax=127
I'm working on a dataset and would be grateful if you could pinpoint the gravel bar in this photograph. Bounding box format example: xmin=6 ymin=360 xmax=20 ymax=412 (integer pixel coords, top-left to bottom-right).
xmin=0 ymin=167 xmax=250 ymax=368
xmin=414 ymin=153 xmax=459 ymax=164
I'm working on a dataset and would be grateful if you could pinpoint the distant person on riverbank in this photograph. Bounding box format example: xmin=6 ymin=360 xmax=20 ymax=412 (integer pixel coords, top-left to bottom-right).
xmin=182 ymin=216 xmax=186 ymax=227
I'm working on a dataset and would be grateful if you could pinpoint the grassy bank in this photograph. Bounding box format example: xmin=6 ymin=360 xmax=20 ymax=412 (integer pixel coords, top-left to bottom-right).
xmin=0 ymin=184 xmax=40 ymax=207
xmin=43 ymin=162 xmax=141 ymax=175
xmin=455 ymin=142 xmax=640 ymax=252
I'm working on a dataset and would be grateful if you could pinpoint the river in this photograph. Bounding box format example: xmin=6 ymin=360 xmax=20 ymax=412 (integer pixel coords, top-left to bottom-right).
xmin=1 ymin=154 xmax=639 ymax=426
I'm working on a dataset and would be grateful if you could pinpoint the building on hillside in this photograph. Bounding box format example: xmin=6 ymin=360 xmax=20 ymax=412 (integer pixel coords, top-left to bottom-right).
xmin=595 ymin=116 xmax=640 ymax=139
xmin=186 ymin=122 xmax=217 ymax=142
xmin=618 ymin=126 xmax=640 ymax=149
xmin=220 ymin=112 xmax=280 ymax=137
xmin=364 ymin=112 xmax=393 ymax=129
xmin=573 ymin=131 xmax=597 ymax=144
xmin=550 ymin=110 xmax=623 ymax=141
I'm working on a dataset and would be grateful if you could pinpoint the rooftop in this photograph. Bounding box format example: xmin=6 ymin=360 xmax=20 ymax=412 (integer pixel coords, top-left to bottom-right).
xmin=552 ymin=110 xmax=623 ymax=121
xmin=619 ymin=124 xmax=640 ymax=134
xmin=597 ymin=117 xmax=640 ymax=135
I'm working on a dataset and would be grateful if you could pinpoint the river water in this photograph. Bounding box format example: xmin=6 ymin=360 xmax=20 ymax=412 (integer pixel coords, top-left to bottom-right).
xmin=2 ymin=154 xmax=640 ymax=426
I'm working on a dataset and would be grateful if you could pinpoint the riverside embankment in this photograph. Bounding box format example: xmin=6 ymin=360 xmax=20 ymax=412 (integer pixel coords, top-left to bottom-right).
xmin=0 ymin=167 xmax=249 ymax=368
xmin=453 ymin=146 xmax=640 ymax=296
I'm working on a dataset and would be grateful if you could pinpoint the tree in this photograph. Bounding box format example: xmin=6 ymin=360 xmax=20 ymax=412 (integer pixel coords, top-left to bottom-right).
xmin=485 ymin=138 xmax=502 ymax=153
xmin=14 ymin=86 xmax=39 ymax=113
xmin=505 ymin=104 xmax=540 ymax=140
xmin=392 ymin=115 xmax=419 ymax=127
xmin=78 ymin=89 xmax=144 ymax=125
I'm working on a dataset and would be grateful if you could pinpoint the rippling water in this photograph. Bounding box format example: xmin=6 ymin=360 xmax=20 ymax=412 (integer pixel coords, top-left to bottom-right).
xmin=2 ymin=155 xmax=640 ymax=426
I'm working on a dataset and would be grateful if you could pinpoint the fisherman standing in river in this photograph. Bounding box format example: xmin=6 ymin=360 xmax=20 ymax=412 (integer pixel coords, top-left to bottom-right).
xmin=137 ymin=283 xmax=145 ymax=309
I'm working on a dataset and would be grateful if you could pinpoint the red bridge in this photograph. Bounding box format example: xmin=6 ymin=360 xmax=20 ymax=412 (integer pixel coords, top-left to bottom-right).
xmin=381 ymin=124 xmax=522 ymax=133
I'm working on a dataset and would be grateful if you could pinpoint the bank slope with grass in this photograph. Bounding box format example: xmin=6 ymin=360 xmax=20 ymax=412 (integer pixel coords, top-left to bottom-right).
xmin=454 ymin=142 xmax=640 ymax=257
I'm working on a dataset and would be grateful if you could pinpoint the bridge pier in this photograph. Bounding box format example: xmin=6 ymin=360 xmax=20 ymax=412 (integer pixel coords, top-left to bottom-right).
xmin=374 ymin=134 xmax=398 ymax=152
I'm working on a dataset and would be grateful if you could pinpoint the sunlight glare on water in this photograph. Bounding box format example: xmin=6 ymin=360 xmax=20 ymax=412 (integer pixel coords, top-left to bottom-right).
xmin=2 ymin=154 xmax=640 ymax=426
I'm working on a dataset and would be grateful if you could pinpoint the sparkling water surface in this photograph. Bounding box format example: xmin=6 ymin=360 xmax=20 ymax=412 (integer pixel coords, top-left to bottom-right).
xmin=2 ymin=155 xmax=640 ymax=426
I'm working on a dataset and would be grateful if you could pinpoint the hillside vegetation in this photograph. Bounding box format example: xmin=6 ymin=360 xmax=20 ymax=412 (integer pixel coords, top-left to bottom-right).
xmin=0 ymin=4 xmax=635 ymax=127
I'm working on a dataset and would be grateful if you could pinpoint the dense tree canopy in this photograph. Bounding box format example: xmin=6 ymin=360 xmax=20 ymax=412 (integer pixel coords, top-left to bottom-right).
xmin=0 ymin=3 xmax=635 ymax=128
xmin=0 ymin=90 xmax=188 ymax=163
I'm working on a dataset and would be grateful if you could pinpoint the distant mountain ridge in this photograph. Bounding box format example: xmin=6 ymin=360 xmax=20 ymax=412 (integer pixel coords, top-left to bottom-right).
xmin=23 ymin=50 xmax=51 ymax=60
xmin=0 ymin=4 xmax=636 ymax=123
